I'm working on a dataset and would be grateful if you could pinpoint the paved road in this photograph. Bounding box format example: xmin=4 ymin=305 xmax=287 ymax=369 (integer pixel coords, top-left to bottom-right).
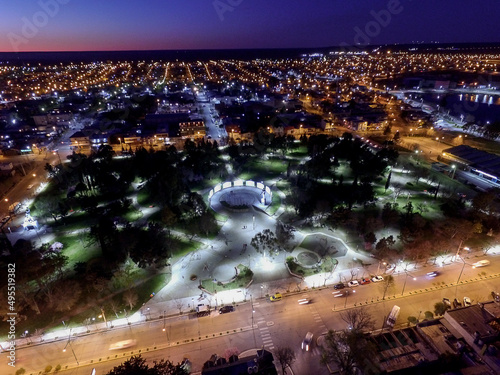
xmin=6 ymin=256 xmax=500 ymax=375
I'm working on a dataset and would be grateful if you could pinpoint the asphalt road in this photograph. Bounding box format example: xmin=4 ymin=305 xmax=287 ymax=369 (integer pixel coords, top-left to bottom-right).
xmin=6 ymin=257 xmax=500 ymax=375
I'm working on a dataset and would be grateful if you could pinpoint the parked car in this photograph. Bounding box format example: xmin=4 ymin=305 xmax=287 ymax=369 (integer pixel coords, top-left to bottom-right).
xmin=443 ymin=298 xmax=451 ymax=308
xmin=453 ymin=298 xmax=462 ymax=309
xmin=360 ymin=278 xmax=371 ymax=285
xmin=219 ymin=306 xmax=234 ymax=314
xmin=472 ymin=260 xmax=490 ymax=268
xmin=301 ymin=332 xmax=314 ymax=351
xmin=298 ymin=298 xmax=311 ymax=305
xmin=371 ymin=276 xmax=384 ymax=283
xmin=347 ymin=280 xmax=359 ymax=287
xmin=463 ymin=297 xmax=472 ymax=307
xmin=334 ymin=283 xmax=345 ymax=290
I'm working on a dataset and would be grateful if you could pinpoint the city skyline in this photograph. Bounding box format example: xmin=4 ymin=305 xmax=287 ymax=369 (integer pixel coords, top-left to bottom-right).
xmin=1 ymin=0 xmax=499 ymax=53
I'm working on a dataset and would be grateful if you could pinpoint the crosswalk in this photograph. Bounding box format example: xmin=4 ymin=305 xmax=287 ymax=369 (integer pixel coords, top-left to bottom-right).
xmin=254 ymin=313 xmax=275 ymax=351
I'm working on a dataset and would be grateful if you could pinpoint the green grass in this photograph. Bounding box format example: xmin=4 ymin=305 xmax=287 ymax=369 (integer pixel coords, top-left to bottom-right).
xmin=266 ymin=189 xmax=282 ymax=216
xmin=122 ymin=207 xmax=143 ymax=222
xmin=237 ymin=156 xmax=288 ymax=181
xmin=170 ymin=237 xmax=201 ymax=260
xmin=57 ymin=233 xmax=101 ymax=269
xmin=288 ymin=145 xmax=308 ymax=157
xmin=201 ymin=265 xmax=252 ymax=293
xmin=213 ymin=211 xmax=228 ymax=222
xmin=136 ymin=189 xmax=154 ymax=206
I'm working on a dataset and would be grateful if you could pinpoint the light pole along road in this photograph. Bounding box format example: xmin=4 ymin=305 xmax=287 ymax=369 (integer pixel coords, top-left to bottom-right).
xmin=7 ymin=270 xmax=500 ymax=375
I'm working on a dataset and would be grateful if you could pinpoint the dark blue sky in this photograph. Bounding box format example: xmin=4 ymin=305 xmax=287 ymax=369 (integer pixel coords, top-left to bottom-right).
xmin=1 ymin=0 xmax=499 ymax=52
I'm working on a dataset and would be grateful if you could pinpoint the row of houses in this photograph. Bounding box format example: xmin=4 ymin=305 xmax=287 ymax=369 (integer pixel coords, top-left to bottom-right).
xmin=371 ymin=301 xmax=500 ymax=374
xmin=69 ymin=113 xmax=207 ymax=152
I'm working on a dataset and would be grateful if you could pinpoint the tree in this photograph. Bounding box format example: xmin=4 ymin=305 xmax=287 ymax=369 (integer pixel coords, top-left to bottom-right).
xmin=129 ymin=223 xmax=171 ymax=269
xmin=123 ymin=289 xmax=138 ymax=310
xmin=374 ymin=236 xmax=396 ymax=259
xmin=434 ymin=302 xmax=448 ymax=316
xmin=381 ymin=275 xmax=395 ymax=300
xmin=363 ymin=232 xmax=377 ymax=249
xmin=251 ymin=229 xmax=278 ymax=257
xmin=384 ymin=170 xmax=392 ymax=191
xmin=275 ymin=346 xmax=296 ymax=375
xmin=275 ymin=221 xmax=296 ymax=250
xmin=51 ymin=280 xmax=81 ymax=312
xmin=320 ymin=329 xmax=379 ymax=375
xmin=106 ymin=355 xmax=187 ymax=375
xmin=340 ymin=307 xmax=375 ymax=332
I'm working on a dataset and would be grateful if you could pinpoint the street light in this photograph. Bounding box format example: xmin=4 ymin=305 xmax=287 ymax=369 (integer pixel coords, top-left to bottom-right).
xmin=63 ymin=329 xmax=79 ymax=365
xmin=162 ymin=310 xmax=166 ymax=332
xmin=345 ymin=290 xmax=355 ymax=308
xmin=401 ymin=272 xmax=416 ymax=296
xmin=451 ymin=165 xmax=456 ymax=179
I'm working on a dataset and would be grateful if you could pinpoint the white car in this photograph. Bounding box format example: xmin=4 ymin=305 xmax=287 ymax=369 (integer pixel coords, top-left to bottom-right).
xmin=371 ymin=276 xmax=384 ymax=283
xmin=109 ymin=339 xmax=137 ymax=350
xmin=472 ymin=260 xmax=490 ymax=268
xmin=348 ymin=280 xmax=359 ymax=287
xmin=463 ymin=297 xmax=472 ymax=307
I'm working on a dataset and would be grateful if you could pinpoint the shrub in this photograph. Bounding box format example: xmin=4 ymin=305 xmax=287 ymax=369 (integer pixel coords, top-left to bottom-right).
xmin=44 ymin=365 xmax=53 ymax=373
xmin=15 ymin=369 xmax=26 ymax=375
xmin=407 ymin=316 xmax=418 ymax=324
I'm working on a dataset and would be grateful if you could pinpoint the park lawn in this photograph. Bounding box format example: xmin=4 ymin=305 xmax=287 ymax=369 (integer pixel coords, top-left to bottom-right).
xmin=265 ymin=189 xmax=282 ymax=216
xmin=136 ymin=188 xmax=154 ymax=206
xmin=190 ymin=175 xmax=224 ymax=192
xmin=48 ymin=210 xmax=99 ymax=232
xmin=288 ymin=145 xmax=308 ymax=158
xmin=42 ymin=272 xmax=172 ymax=335
xmin=132 ymin=272 xmax=171 ymax=306
xmin=170 ymin=237 xmax=202 ymax=260
xmin=286 ymin=258 xmax=322 ymax=277
xmin=464 ymin=233 xmax=495 ymax=252
xmin=213 ymin=211 xmax=228 ymax=223
xmin=407 ymin=195 xmax=444 ymax=218
xmin=201 ymin=265 xmax=252 ymax=293
xmin=374 ymin=185 xmax=392 ymax=197
xmin=122 ymin=207 xmax=143 ymax=222
xmin=57 ymin=233 xmax=101 ymax=269
xmin=241 ymin=157 xmax=287 ymax=180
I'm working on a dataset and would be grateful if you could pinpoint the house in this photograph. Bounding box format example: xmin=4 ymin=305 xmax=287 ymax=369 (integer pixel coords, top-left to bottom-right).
xmin=179 ymin=119 xmax=205 ymax=138
xmin=0 ymin=162 xmax=15 ymax=177
xmin=69 ymin=131 xmax=91 ymax=151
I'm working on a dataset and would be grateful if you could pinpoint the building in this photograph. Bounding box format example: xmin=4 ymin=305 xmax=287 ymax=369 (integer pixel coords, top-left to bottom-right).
xmin=201 ymin=349 xmax=277 ymax=375
xmin=179 ymin=119 xmax=205 ymax=138
xmin=442 ymin=145 xmax=500 ymax=186
xmin=0 ymin=162 xmax=15 ymax=177
xmin=32 ymin=111 xmax=72 ymax=127
xmin=69 ymin=131 xmax=91 ymax=151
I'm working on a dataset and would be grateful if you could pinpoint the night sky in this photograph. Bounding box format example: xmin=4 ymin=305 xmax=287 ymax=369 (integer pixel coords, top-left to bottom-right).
xmin=1 ymin=0 xmax=499 ymax=52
